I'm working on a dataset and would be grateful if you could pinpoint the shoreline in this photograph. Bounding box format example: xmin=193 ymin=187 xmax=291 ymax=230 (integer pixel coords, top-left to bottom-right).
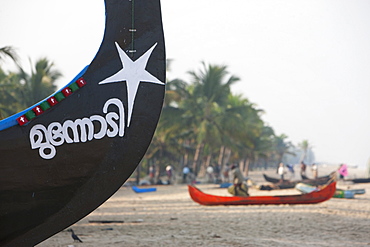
xmin=37 ymin=167 xmax=370 ymax=247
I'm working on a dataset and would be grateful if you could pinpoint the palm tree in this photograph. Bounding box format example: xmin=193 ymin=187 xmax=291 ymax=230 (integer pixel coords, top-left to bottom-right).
xmin=150 ymin=62 xmax=240 ymax=177
xmin=0 ymin=57 xmax=61 ymax=118
xmin=18 ymin=58 xmax=61 ymax=107
xmin=273 ymin=134 xmax=294 ymax=164
xmin=0 ymin=46 xmax=21 ymax=118
xmin=142 ymin=65 xmax=191 ymax=178
xmin=219 ymin=94 xmax=264 ymax=173
xmin=0 ymin=46 xmax=19 ymax=65
xmin=185 ymin=62 xmax=240 ymax=175
xmin=253 ymin=125 xmax=276 ymax=169
xmin=144 ymin=61 xmax=295 ymax=181
xmin=0 ymin=69 xmax=23 ymax=118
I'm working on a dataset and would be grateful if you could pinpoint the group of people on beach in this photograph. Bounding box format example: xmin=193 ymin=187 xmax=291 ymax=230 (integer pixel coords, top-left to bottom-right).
xmin=148 ymin=161 xmax=350 ymax=198
xmin=276 ymin=162 xmax=350 ymax=182
xmin=180 ymin=162 xmax=250 ymax=196
xmin=299 ymin=161 xmax=318 ymax=179
xmin=182 ymin=163 xmax=235 ymax=185
xmin=276 ymin=161 xmax=320 ymax=181
xmin=148 ymin=165 xmax=175 ymax=185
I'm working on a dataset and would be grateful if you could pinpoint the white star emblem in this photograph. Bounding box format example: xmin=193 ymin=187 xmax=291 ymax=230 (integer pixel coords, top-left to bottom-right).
xmin=98 ymin=42 xmax=164 ymax=127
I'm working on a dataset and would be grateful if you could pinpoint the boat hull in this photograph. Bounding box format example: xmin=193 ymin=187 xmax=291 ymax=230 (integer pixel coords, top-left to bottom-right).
xmin=188 ymin=182 xmax=336 ymax=206
xmin=0 ymin=0 xmax=165 ymax=246
xmin=347 ymin=178 xmax=370 ymax=184
xmin=261 ymin=172 xmax=335 ymax=190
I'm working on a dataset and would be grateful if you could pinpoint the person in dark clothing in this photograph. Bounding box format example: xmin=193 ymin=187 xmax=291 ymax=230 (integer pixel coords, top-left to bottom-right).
xmin=300 ymin=161 xmax=307 ymax=178
xmin=230 ymin=164 xmax=249 ymax=196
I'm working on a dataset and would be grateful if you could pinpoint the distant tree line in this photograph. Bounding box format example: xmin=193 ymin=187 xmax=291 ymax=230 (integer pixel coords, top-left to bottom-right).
xmin=140 ymin=61 xmax=313 ymax=182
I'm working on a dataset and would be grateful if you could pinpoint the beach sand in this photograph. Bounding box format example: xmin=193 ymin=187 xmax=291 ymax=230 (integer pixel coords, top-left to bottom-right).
xmin=37 ymin=166 xmax=370 ymax=247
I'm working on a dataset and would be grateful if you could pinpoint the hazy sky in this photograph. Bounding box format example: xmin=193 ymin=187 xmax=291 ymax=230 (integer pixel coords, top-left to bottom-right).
xmin=1 ymin=0 xmax=369 ymax=168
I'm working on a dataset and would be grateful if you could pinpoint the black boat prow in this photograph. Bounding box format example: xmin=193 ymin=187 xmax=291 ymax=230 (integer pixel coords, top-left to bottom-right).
xmin=0 ymin=1 xmax=165 ymax=246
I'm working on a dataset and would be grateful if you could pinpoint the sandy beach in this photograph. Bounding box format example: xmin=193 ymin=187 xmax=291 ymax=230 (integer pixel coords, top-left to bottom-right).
xmin=37 ymin=166 xmax=370 ymax=247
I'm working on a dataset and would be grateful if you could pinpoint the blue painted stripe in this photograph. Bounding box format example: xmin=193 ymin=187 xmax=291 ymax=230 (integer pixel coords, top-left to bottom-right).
xmin=0 ymin=66 xmax=89 ymax=131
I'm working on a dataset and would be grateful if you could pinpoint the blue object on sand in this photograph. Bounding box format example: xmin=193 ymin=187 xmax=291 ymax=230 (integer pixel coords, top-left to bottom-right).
xmin=219 ymin=182 xmax=232 ymax=188
xmin=132 ymin=186 xmax=157 ymax=193
xmin=348 ymin=189 xmax=366 ymax=195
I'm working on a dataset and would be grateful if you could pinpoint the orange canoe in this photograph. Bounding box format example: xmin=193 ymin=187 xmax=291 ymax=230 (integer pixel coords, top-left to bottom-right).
xmin=188 ymin=182 xmax=336 ymax=206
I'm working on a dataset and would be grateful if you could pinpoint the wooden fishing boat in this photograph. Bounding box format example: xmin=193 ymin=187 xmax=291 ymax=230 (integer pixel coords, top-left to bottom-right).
xmin=261 ymin=172 xmax=335 ymax=190
xmin=262 ymin=174 xmax=290 ymax=183
xmin=295 ymin=183 xmax=357 ymax=199
xmin=263 ymin=173 xmax=332 ymax=184
xmin=0 ymin=1 xmax=165 ymax=246
xmin=188 ymin=182 xmax=336 ymax=206
xmin=346 ymin=178 xmax=370 ymax=184
xmin=346 ymin=188 xmax=366 ymax=195
xmin=344 ymin=160 xmax=370 ymax=183
xmin=301 ymin=174 xmax=309 ymax=180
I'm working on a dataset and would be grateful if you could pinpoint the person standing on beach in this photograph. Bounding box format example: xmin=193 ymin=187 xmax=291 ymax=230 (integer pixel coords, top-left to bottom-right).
xmin=338 ymin=164 xmax=348 ymax=179
xmin=166 ymin=165 xmax=173 ymax=184
xmin=206 ymin=165 xmax=214 ymax=183
xmin=149 ymin=165 xmax=155 ymax=184
xmin=182 ymin=166 xmax=190 ymax=183
xmin=278 ymin=162 xmax=286 ymax=182
xmin=311 ymin=163 xmax=318 ymax=179
xmin=300 ymin=161 xmax=307 ymax=178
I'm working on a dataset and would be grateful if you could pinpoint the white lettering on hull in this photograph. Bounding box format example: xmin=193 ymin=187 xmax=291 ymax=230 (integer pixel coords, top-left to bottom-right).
xmin=29 ymin=98 xmax=125 ymax=159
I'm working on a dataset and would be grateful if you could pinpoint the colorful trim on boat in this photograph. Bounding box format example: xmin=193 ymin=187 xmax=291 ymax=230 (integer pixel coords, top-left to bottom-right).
xmin=16 ymin=78 xmax=86 ymax=126
xmin=0 ymin=66 xmax=88 ymax=131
